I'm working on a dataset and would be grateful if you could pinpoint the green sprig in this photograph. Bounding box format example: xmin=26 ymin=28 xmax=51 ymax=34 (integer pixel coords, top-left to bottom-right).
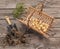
xmin=13 ymin=3 xmax=25 ymax=18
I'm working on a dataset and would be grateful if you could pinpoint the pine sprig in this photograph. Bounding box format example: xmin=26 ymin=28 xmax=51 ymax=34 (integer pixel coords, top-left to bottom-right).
xmin=13 ymin=3 xmax=25 ymax=18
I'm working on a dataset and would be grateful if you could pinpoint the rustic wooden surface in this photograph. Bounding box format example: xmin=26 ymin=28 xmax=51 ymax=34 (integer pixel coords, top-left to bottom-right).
xmin=0 ymin=0 xmax=60 ymax=49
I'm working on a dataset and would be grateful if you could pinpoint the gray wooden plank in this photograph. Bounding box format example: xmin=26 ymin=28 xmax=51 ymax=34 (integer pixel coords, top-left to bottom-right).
xmin=44 ymin=8 xmax=60 ymax=18
xmin=48 ymin=37 xmax=60 ymax=47
xmin=0 ymin=19 xmax=59 ymax=37
xmin=0 ymin=7 xmax=60 ymax=18
xmin=0 ymin=15 xmax=13 ymax=20
xmin=48 ymin=28 xmax=60 ymax=38
xmin=0 ymin=0 xmax=60 ymax=49
xmin=45 ymin=0 xmax=60 ymax=8
xmin=0 ymin=0 xmax=60 ymax=8
xmin=0 ymin=9 xmax=13 ymax=14
xmin=0 ymin=1 xmax=60 ymax=18
xmin=0 ymin=8 xmax=59 ymax=18
xmin=51 ymin=19 xmax=60 ymax=28
xmin=0 ymin=19 xmax=60 ymax=48
xmin=0 ymin=19 xmax=59 ymax=27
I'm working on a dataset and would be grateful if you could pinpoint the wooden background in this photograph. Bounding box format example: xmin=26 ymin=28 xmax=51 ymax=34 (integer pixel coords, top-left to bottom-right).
xmin=0 ymin=0 xmax=60 ymax=49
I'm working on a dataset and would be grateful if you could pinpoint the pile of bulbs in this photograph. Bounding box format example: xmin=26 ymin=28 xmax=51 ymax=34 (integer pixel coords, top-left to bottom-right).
xmin=31 ymin=18 xmax=49 ymax=32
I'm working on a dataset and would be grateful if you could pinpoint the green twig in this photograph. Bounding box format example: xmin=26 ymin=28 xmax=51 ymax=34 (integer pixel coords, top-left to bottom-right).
xmin=13 ymin=3 xmax=25 ymax=18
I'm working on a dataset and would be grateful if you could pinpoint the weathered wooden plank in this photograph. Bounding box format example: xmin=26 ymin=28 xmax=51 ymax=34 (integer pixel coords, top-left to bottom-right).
xmin=48 ymin=28 xmax=60 ymax=38
xmin=0 ymin=9 xmax=13 ymax=14
xmin=0 ymin=19 xmax=60 ymax=48
xmin=0 ymin=15 xmax=13 ymax=20
xmin=0 ymin=19 xmax=59 ymax=37
xmin=4 ymin=0 xmax=60 ymax=8
xmin=0 ymin=2 xmax=60 ymax=18
xmin=0 ymin=8 xmax=60 ymax=18
xmin=44 ymin=8 xmax=60 ymax=18
xmin=48 ymin=37 xmax=60 ymax=47
xmin=0 ymin=7 xmax=60 ymax=18
xmin=45 ymin=0 xmax=60 ymax=8
xmin=0 ymin=18 xmax=59 ymax=27
xmin=51 ymin=19 xmax=60 ymax=28
xmin=0 ymin=0 xmax=60 ymax=49
xmin=0 ymin=0 xmax=60 ymax=8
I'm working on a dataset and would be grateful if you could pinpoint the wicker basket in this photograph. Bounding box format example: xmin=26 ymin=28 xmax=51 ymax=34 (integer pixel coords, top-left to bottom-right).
xmin=18 ymin=4 xmax=54 ymax=39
